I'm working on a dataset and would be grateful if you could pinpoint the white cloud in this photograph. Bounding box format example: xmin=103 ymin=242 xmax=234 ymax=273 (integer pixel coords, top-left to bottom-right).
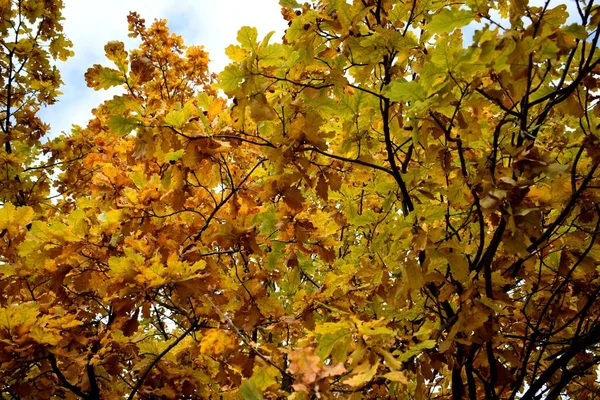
xmin=41 ymin=0 xmax=286 ymax=137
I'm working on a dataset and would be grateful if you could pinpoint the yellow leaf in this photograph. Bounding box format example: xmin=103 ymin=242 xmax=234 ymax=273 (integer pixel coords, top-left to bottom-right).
xmin=374 ymin=348 xmax=402 ymax=370
xmin=200 ymin=329 xmax=235 ymax=355
xmin=30 ymin=325 xmax=59 ymax=345
xmin=383 ymin=371 xmax=409 ymax=384
xmin=0 ymin=302 xmax=39 ymax=332
xmin=0 ymin=203 xmax=33 ymax=236
xmin=343 ymin=361 xmax=379 ymax=387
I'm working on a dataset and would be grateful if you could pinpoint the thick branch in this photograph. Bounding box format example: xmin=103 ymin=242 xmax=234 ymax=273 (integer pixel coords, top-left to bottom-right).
xmin=48 ymin=353 xmax=89 ymax=400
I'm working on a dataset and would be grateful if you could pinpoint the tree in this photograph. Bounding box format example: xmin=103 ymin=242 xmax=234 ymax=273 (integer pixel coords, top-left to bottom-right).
xmin=0 ymin=0 xmax=72 ymax=206
xmin=2 ymin=0 xmax=600 ymax=398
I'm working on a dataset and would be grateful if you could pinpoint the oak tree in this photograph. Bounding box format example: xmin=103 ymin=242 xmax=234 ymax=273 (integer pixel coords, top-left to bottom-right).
xmin=2 ymin=0 xmax=600 ymax=399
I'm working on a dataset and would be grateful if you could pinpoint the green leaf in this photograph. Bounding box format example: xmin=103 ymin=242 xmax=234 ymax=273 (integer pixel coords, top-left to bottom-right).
xmin=106 ymin=95 xmax=130 ymax=114
xmin=254 ymin=206 xmax=277 ymax=235
xmin=165 ymin=109 xmax=187 ymax=128
xmin=219 ymin=64 xmax=247 ymax=93
xmin=130 ymin=170 xmax=146 ymax=189
xmin=258 ymin=43 xmax=286 ymax=67
xmin=108 ymin=115 xmax=138 ymax=136
xmin=164 ymin=149 xmax=185 ymax=163
xmin=250 ymin=364 xmax=279 ymax=390
xmin=98 ymin=68 xmax=125 ymax=89
xmin=427 ymin=8 xmax=474 ymax=34
xmin=397 ymin=340 xmax=437 ymax=362
xmin=385 ymin=80 xmax=427 ymax=103
xmin=196 ymin=92 xmax=214 ymax=110
xmin=563 ymin=23 xmax=587 ymax=40
xmin=316 ymin=328 xmax=351 ymax=360
xmin=165 ymin=101 xmax=196 ymax=128
xmin=261 ymin=31 xmax=275 ymax=48
xmin=237 ymin=26 xmax=259 ymax=52
xmin=238 ymin=379 xmax=264 ymax=400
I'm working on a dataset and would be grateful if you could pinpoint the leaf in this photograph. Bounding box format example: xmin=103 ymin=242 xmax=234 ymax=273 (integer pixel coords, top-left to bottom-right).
xmin=0 ymin=203 xmax=33 ymax=236
xmin=104 ymin=41 xmax=128 ymax=72
xmin=164 ymin=149 xmax=185 ymax=163
xmin=101 ymin=209 xmax=124 ymax=225
xmin=67 ymin=209 xmax=88 ymax=237
xmin=357 ymin=321 xmax=394 ymax=336
xmin=30 ymin=325 xmax=60 ymax=345
xmin=315 ymin=174 xmax=329 ymax=201
xmin=226 ymin=44 xmax=248 ymax=62
xmin=397 ymin=340 xmax=437 ymax=362
xmin=8 ymin=0 xmax=600 ymax=397
xmin=287 ymin=347 xmax=322 ymax=385
xmin=130 ymin=55 xmax=155 ymax=83
xmin=239 ymin=379 xmax=264 ymax=400
xmin=237 ymin=26 xmax=259 ymax=52
xmin=0 ymin=303 xmax=39 ymax=332
xmin=108 ymin=115 xmax=138 ymax=136
xmin=427 ymin=8 xmax=474 ymax=34
xmin=84 ymin=64 xmax=125 ymax=90
xmin=250 ymin=364 xmax=280 ymax=390
xmin=258 ymin=43 xmax=286 ymax=67
xmin=219 ymin=64 xmax=247 ymax=92
xmin=343 ymin=361 xmax=379 ymax=387
xmin=165 ymin=109 xmax=187 ymax=128
xmin=250 ymin=98 xmax=277 ymax=122
xmin=282 ymin=186 xmax=304 ymax=210
xmin=383 ymin=371 xmax=409 ymax=384
xmin=316 ymin=327 xmax=351 ymax=360
xmin=200 ymin=329 xmax=235 ymax=355
xmin=385 ymin=80 xmax=427 ymax=103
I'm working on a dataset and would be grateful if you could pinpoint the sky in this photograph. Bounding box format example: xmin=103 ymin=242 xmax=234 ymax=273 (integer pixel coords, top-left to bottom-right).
xmin=40 ymin=0 xmax=287 ymax=138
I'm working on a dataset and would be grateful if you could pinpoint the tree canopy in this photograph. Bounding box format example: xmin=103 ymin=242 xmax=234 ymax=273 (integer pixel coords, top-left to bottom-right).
xmin=2 ymin=0 xmax=600 ymax=398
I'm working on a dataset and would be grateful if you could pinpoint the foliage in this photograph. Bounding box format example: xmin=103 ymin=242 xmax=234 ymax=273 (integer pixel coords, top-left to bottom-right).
xmin=2 ymin=0 xmax=600 ymax=399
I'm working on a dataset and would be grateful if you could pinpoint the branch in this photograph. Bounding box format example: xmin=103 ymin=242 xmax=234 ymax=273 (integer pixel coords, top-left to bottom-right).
xmin=204 ymin=294 xmax=292 ymax=378
xmin=475 ymin=89 xmax=520 ymax=117
xmin=303 ymin=146 xmax=394 ymax=175
xmin=253 ymin=72 xmax=333 ymax=90
xmin=127 ymin=320 xmax=199 ymax=400
xmin=474 ymin=212 xmax=506 ymax=275
xmin=347 ymin=83 xmax=386 ymax=100
xmin=165 ymin=125 xmax=276 ymax=148
xmin=509 ymin=163 xmax=598 ymax=278
xmin=181 ymin=158 xmax=265 ymax=254
xmin=381 ymin=53 xmax=413 ymax=214
xmin=23 ymin=153 xmax=89 ymax=172
xmin=518 ymin=324 xmax=600 ymax=400
xmin=48 ymin=353 xmax=89 ymax=400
